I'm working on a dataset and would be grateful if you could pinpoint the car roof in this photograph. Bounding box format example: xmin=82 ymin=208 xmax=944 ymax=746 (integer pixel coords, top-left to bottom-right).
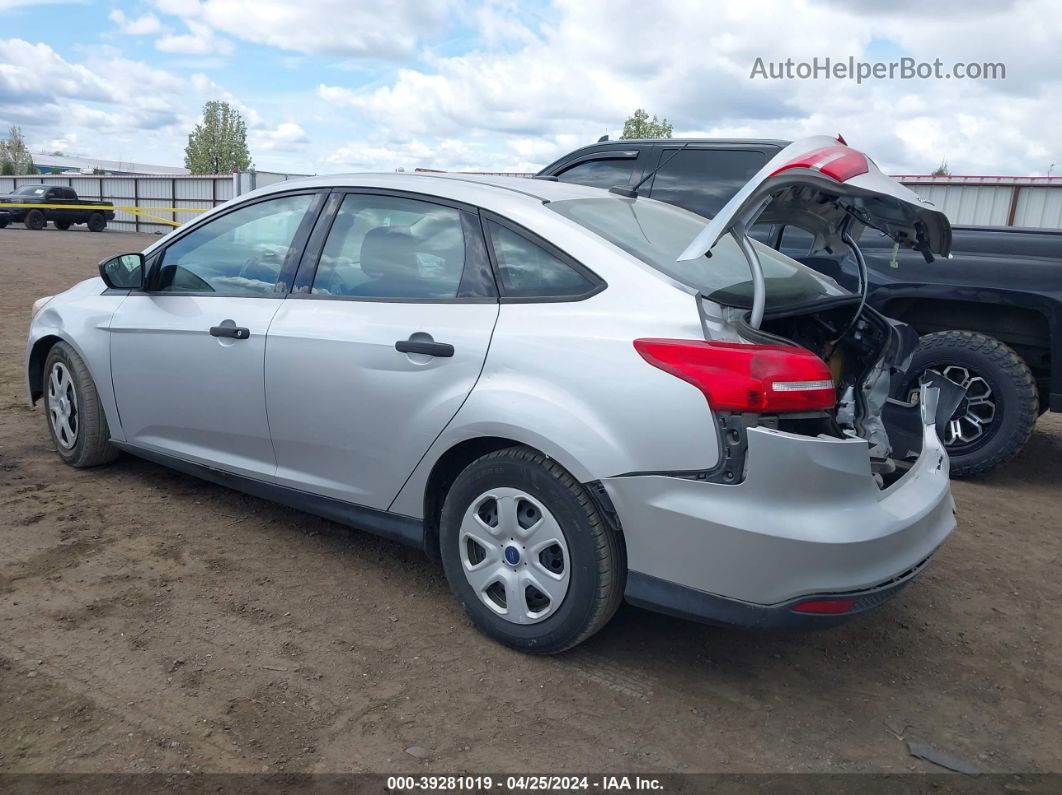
xmin=254 ymin=171 xmax=611 ymax=206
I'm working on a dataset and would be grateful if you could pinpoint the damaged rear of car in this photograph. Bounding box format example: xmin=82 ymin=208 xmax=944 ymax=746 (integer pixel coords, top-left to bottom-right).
xmin=549 ymin=136 xmax=958 ymax=629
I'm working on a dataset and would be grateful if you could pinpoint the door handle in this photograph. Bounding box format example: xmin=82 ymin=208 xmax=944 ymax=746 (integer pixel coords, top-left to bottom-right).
xmin=395 ymin=339 xmax=454 ymax=357
xmin=210 ymin=324 xmax=250 ymax=340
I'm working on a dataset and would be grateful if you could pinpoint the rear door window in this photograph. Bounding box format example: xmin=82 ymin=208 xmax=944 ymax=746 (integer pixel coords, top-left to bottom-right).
xmin=556 ymin=156 xmax=638 ymax=189
xmin=647 ymin=148 xmax=767 ymax=218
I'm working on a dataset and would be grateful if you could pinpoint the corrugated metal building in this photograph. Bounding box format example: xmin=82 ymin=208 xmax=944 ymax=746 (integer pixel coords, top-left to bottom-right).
xmin=896 ymin=175 xmax=1062 ymax=228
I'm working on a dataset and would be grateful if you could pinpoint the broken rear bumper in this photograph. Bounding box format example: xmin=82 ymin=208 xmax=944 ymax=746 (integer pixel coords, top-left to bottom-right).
xmin=603 ymin=403 xmax=955 ymax=630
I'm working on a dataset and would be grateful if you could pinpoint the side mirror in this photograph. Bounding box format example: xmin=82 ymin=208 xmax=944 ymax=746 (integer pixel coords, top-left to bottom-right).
xmin=99 ymin=253 xmax=144 ymax=290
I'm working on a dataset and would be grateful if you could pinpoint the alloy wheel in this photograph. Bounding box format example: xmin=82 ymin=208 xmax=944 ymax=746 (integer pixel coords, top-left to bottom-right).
xmin=915 ymin=365 xmax=997 ymax=449
xmin=459 ymin=487 xmax=571 ymax=624
xmin=47 ymin=362 xmax=79 ymax=449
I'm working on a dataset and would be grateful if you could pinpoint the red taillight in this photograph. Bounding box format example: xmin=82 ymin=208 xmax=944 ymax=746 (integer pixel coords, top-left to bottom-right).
xmin=770 ymin=144 xmax=868 ymax=183
xmin=633 ymin=339 xmax=836 ymax=413
xmin=791 ymin=598 xmax=857 ymax=615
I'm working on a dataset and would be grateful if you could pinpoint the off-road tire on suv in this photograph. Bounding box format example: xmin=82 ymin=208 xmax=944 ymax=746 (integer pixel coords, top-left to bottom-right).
xmin=440 ymin=446 xmax=625 ymax=653
xmin=905 ymin=331 xmax=1038 ymax=477
xmin=25 ymin=209 xmax=46 ymax=230
xmin=43 ymin=341 xmax=119 ymax=468
xmin=87 ymin=213 xmax=107 ymax=233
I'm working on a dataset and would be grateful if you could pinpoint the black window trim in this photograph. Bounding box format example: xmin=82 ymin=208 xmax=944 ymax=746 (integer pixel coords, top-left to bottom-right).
xmin=138 ymin=187 xmax=329 ymax=298
xmin=287 ymin=187 xmax=499 ymax=305
xmin=479 ymin=210 xmax=607 ymax=303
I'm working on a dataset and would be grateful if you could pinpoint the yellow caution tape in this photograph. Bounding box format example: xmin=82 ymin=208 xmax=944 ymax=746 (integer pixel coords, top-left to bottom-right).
xmin=0 ymin=202 xmax=212 ymax=227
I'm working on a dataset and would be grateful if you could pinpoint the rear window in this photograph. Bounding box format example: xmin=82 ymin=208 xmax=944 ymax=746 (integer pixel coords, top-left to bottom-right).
xmin=548 ymin=197 xmax=842 ymax=309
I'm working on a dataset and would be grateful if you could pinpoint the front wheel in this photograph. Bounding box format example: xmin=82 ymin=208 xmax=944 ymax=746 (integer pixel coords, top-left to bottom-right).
xmin=440 ymin=446 xmax=625 ymax=653
xmin=43 ymin=342 xmax=119 ymax=468
xmin=903 ymin=331 xmax=1038 ymax=477
xmin=25 ymin=209 xmax=46 ymax=230
xmin=87 ymin=213 xmax=107 ymax=232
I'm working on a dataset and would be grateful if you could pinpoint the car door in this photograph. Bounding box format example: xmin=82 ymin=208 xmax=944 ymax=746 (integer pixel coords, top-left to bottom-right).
xmin=109 ymin=190 xmax=324 ymax=479
xmin=264 ymin=190 xmax=499 ymax=510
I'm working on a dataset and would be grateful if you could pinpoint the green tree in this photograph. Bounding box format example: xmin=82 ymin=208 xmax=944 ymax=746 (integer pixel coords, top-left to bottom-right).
xmin=620 ymin=108 xmax=673 ymax=139
xmin=931 ymin=159 xmax=950 ymax=176
xmin=184 ymin=100 xmax=253 ymax=174
xmin=0 ymin=125 xmax=36 ymax=174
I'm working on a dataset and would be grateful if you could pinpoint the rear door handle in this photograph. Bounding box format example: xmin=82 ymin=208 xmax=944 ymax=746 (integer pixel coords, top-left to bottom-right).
xmin=210 ymin=324 xmax=250 ymax=340
xmin=395 ymin=340 xmax=454 ymax=357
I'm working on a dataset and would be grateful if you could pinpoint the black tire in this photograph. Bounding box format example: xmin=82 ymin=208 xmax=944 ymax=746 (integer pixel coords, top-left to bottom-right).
xmin=42 ymin=341 xmax=119 ymax=468
xmin=25 ymin=209 xmax=46 ymax=230
xmin=53 ymin=219 xmax=71 ymax=230
xmin=903 ymin=331 xmax=1038 ymax=477
xmin=87 ymin=213 xmax=107 ymax=232
xmin=440 ymin=446 xmax=625 ymax=653
xmin=0 ymin=218 xmax=8 ymax=229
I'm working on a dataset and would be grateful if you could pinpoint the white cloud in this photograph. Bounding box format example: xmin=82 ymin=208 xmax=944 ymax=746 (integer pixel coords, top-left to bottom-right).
xmin=149 ymin=0 xmax=452 ymax=58
xmin=0 ymin=0 xmax=85 ymax=8
xmin=109 ymin=9 xmax=164 ymax=36
xmin=6 ymin=1 xmax=1062 ymax=176
xmin=156 ymin=20 xmax=235 ymax=56
xmin=252 ymin=121 xmax=309 ymax=151
xmin=313 ymin=0 xmax=1062 ymax=175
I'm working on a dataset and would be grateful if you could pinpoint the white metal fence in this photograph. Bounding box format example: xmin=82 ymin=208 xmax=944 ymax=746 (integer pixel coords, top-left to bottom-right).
xmin=0 ymin=170 xmax=309 ymax=234
xmin=5 ymin=169 xmax=1061 ymax=233
xmin=894 ymin=176 xmax=1062 ymax=228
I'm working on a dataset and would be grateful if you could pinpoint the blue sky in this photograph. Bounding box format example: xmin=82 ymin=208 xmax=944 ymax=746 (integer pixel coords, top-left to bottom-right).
xmin=1 ymin=0 xmax=1057 ymax=175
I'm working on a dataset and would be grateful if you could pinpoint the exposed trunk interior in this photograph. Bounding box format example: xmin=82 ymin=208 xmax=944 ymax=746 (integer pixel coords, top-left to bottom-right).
xmin=731 ymin=296 xmax=921 ymax=488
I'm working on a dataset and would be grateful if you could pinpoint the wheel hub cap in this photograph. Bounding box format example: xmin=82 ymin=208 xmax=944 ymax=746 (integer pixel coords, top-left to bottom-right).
xmin=47 ymin=362 xmax=79 ymax=450
xmin=458 ymin=487 xmax=571 ymax=625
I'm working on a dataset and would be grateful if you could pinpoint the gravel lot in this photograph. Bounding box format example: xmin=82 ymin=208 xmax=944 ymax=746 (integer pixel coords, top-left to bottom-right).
xmin=1 ymin=226 xmax=1060 ymax=775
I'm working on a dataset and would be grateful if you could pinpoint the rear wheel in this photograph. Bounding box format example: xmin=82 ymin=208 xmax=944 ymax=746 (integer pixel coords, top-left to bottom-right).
xmin=0 ymin=217 xmax=8 ymax=229
xmin=25 ymin=209 xmax=46 ymax=230
xmin=43 ymin=342 xmax=119 ymax=468
xmin=53 ymin=219 xmax=71 ymax=230
xmin=87 ymin=213 xmax=107 ymax=232
xmin=440 ymin=446 xmax=624 ymax=653
xmin=903 ymin=331 xmax=1038 ymax=477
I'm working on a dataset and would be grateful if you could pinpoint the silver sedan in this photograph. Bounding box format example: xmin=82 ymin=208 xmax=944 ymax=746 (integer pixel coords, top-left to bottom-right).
xmin=26 ymin=138 xmax=957 ymax=652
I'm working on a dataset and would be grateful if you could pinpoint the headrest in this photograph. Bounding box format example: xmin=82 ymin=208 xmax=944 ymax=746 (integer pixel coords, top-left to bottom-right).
xmin=360 ymin=225 xmax=417 ymax=278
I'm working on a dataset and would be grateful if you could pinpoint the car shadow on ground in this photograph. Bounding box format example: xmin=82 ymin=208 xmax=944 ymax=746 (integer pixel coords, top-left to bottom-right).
xmin=102 ymin=449 xmax=929 ymax=688
xmin=959 ymin=421 xmax=1062 ymax=490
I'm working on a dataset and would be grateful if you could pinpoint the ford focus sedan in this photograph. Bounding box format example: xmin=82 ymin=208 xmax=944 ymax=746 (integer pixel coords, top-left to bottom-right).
xmin=26 ymin=137 xmax=957 ymax=653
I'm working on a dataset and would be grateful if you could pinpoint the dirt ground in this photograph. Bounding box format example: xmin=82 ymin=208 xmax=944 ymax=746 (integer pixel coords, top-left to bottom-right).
xmin=0 ymin=225 xmax=1060 ymax=775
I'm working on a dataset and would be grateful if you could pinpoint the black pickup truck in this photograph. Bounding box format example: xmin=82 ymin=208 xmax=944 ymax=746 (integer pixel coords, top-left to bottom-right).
xmin=0 ymin=184 xmax=114 ymax=232
xmin=540 ymin=139 xmax=1061 ymax=476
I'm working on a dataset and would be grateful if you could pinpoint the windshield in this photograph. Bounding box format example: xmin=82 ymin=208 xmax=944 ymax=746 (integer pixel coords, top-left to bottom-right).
xmin=548 ymin=197 xmax=843 ymax=308
xmin=15 ymin=186 xmax=48 ymax=196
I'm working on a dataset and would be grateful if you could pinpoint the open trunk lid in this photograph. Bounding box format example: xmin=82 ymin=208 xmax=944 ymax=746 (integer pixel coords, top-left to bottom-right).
xmin=677 ymin=135 xmax=951 ymax=264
